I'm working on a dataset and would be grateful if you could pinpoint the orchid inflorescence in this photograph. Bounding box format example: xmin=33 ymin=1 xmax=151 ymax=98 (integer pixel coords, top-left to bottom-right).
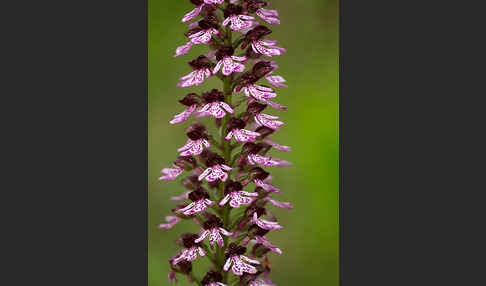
xmin=159 ymin=1 xmax=292 ymax=285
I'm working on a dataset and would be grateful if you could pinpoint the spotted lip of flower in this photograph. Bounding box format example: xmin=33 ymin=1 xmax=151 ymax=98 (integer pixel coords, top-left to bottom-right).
xmin=178 ymin=55 xmax=213 ymax=88
xmin=222 ymin=14 xmax=257 ymax=31
xmin=159 ymin=164 xmax=184 ymax=181
xmin=225 ymin=128 xmax=261 ymax=142
xmin=223 ymin=244 xmax=261 ymax=276
xmin=218 ymin=180 xmax=257 ymax=208
xmin=195 ymin=224 xmax=233 ymax=249
xmin=251 ymin=212 xmax=282 ymax=230
xmin=198 ymin=101 xmax=234 ymax=118
xmin=251 ymin=39 xmax=286 ymax=57
xmin=254 ymin=113 xmax=284 ymax=130
xmin=247 ymin=154 xmax=291 ymax=167
xmin=240 ymin=84 xmax=287 ymax=110
xmin=256 ymin=8 xmax=280 ymax=25
xmin=172 ymin=233 xmax=206 ymax=265
xmin=196 ymin=88 xmax=234 ymax=118
xmin=177 ymin=188 xmax=214 ymax=216
xmin=213 ymin=55 xmax=247 ymax=76
xmin=170 ymin=93 xmax=200 ymax=124
xmin=223 ymin=254 xmax=261 ymax=276
xmin=225 ymin=118 xmax=261 ymax=142
xmin=182 ymin=0 xmax=224 ymax=23
xmin=178 ymin=138 xmax=210 ymax=156
xmin=200 ymin=164 xmax=232 ymax=182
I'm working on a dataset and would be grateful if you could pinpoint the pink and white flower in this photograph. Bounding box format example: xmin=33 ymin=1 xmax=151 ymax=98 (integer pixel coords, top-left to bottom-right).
xmin=251 ymin=212 xmax=282 ymax=230
xmin=197 ymin=101 xmax=234 ymax=118
xmin=222 ymin=14 xmax=257 ymax=31
xmin=219 ymin=190 xmax=259 ymax=208
xmin=178 ymin=138 xmax=210 ymax=156
xmin=178 ymin=68 xmax=212 ymax=87
xmin=172 ymin=246 xmax=206 ymax=265
xmin=256 ymin=8 xmax=280 ymax=25
xmin=247 ymin=154 xmax=291 ymax=167
xmin=169 ymin=104 xmax=197 ymax=124
xmin=158 ymin=164 xmax=184 ymax=181
xmin=213 ymin=56 xmax=246 ymax=76
xmin=223 ymin=254 xmax=260 ymax=276
xmin=195 ymin=227 xmax=233 ymax=249
xmin=174 ymin=28 xmax=220 ymax=57
xmin=198 ymin=164 xmax=233 ymax=182
xmin=225 ymin=129 xmax=261 ymax=142
xmin=251 ymin=39 xmax=286 ymax=57
xmin=177 ymin=198 xmax=215 ymax=216
xmin=181 ymin=0 xmax=225 ymax=23
xmin=241 ymin=84 xmax=287 ymax=110
xmin=254 ymin=113 xmax=284 ymax=130
xmin=159 ymin=216 xmax=181 ymax=230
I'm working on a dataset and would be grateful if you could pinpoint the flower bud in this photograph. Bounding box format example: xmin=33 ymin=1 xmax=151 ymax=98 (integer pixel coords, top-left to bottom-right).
xmin=245 ymin=205 xmax=266 ymax=217
xmin=245 ymin=25 xmax=272 ymax=43
xmin=227 ymin=117 xmax=246 ymax=132
xmin=202 ymin=151 xmax=226 ymax=167
xmin=179 ymin=233 xmax=200 ymax=248
xmin=255 ymin=126 xmax=274 ymax=138
xmin=224 ymin=180 xmax=243 ymax=195
xmin=188 ymin=55 xmax=212 ymax=70
xmin=201 ymin=271 xmax=223 ymax=285
xmin=248 ymin=167 xmax=270 ymax=181
xmin=225 ymin=242 xmax=247 ymax=258
xmin=188 ymin=187 xmax=210 ymax=202
xmin=190 ymin=0 xmax=204 ymax=5
xmin=252 ymin=61 xmax=274 ymax=78
xmin=181 ymin=175 xmax=202 ymax=190
xmin=179 ymin=93 xmax=200 ymax=106
xmin=202 ymin=215 xmax=223 ymax=230
xmin=202 ymin=89 xmax=224 ymax=103
xmin=186 ymin=122 xmax=208 ymax=140
xmin=242 ymin=0 xmax=268 ymax=13
xmin=168 ymin=259 xmax=192 ymax=275
xmin=239 ymin=71 xmax=259 ymax=86
xmin=174 ymin=156 xmax=197 ymax=170
xmin=246 ymin=102 xmax=267 ymax=115
xmin=224 ymin=4 xmax=243 ymax=18
xmin=215 ymin=45 xmax=235 ymax=61
xmin=199 ymin=14 xmax=219 ymax=29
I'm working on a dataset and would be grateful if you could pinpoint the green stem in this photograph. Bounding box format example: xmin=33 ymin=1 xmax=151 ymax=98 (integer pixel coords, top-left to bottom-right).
xmin=189 ymin=272 xmax=203 ymax=286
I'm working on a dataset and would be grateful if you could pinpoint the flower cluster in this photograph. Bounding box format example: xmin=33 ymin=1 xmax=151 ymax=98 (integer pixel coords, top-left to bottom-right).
xmin=159 ymin=1 xmax=291 ymax=285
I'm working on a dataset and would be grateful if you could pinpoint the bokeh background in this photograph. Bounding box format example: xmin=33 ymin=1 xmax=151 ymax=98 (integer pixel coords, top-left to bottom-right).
xmin=149 ymin=1 xmax=339 ymax=285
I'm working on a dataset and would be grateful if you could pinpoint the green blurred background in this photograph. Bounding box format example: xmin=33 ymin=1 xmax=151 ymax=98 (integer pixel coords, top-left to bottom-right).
xmin=149 ymin=0 xmax=339 ymax=285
